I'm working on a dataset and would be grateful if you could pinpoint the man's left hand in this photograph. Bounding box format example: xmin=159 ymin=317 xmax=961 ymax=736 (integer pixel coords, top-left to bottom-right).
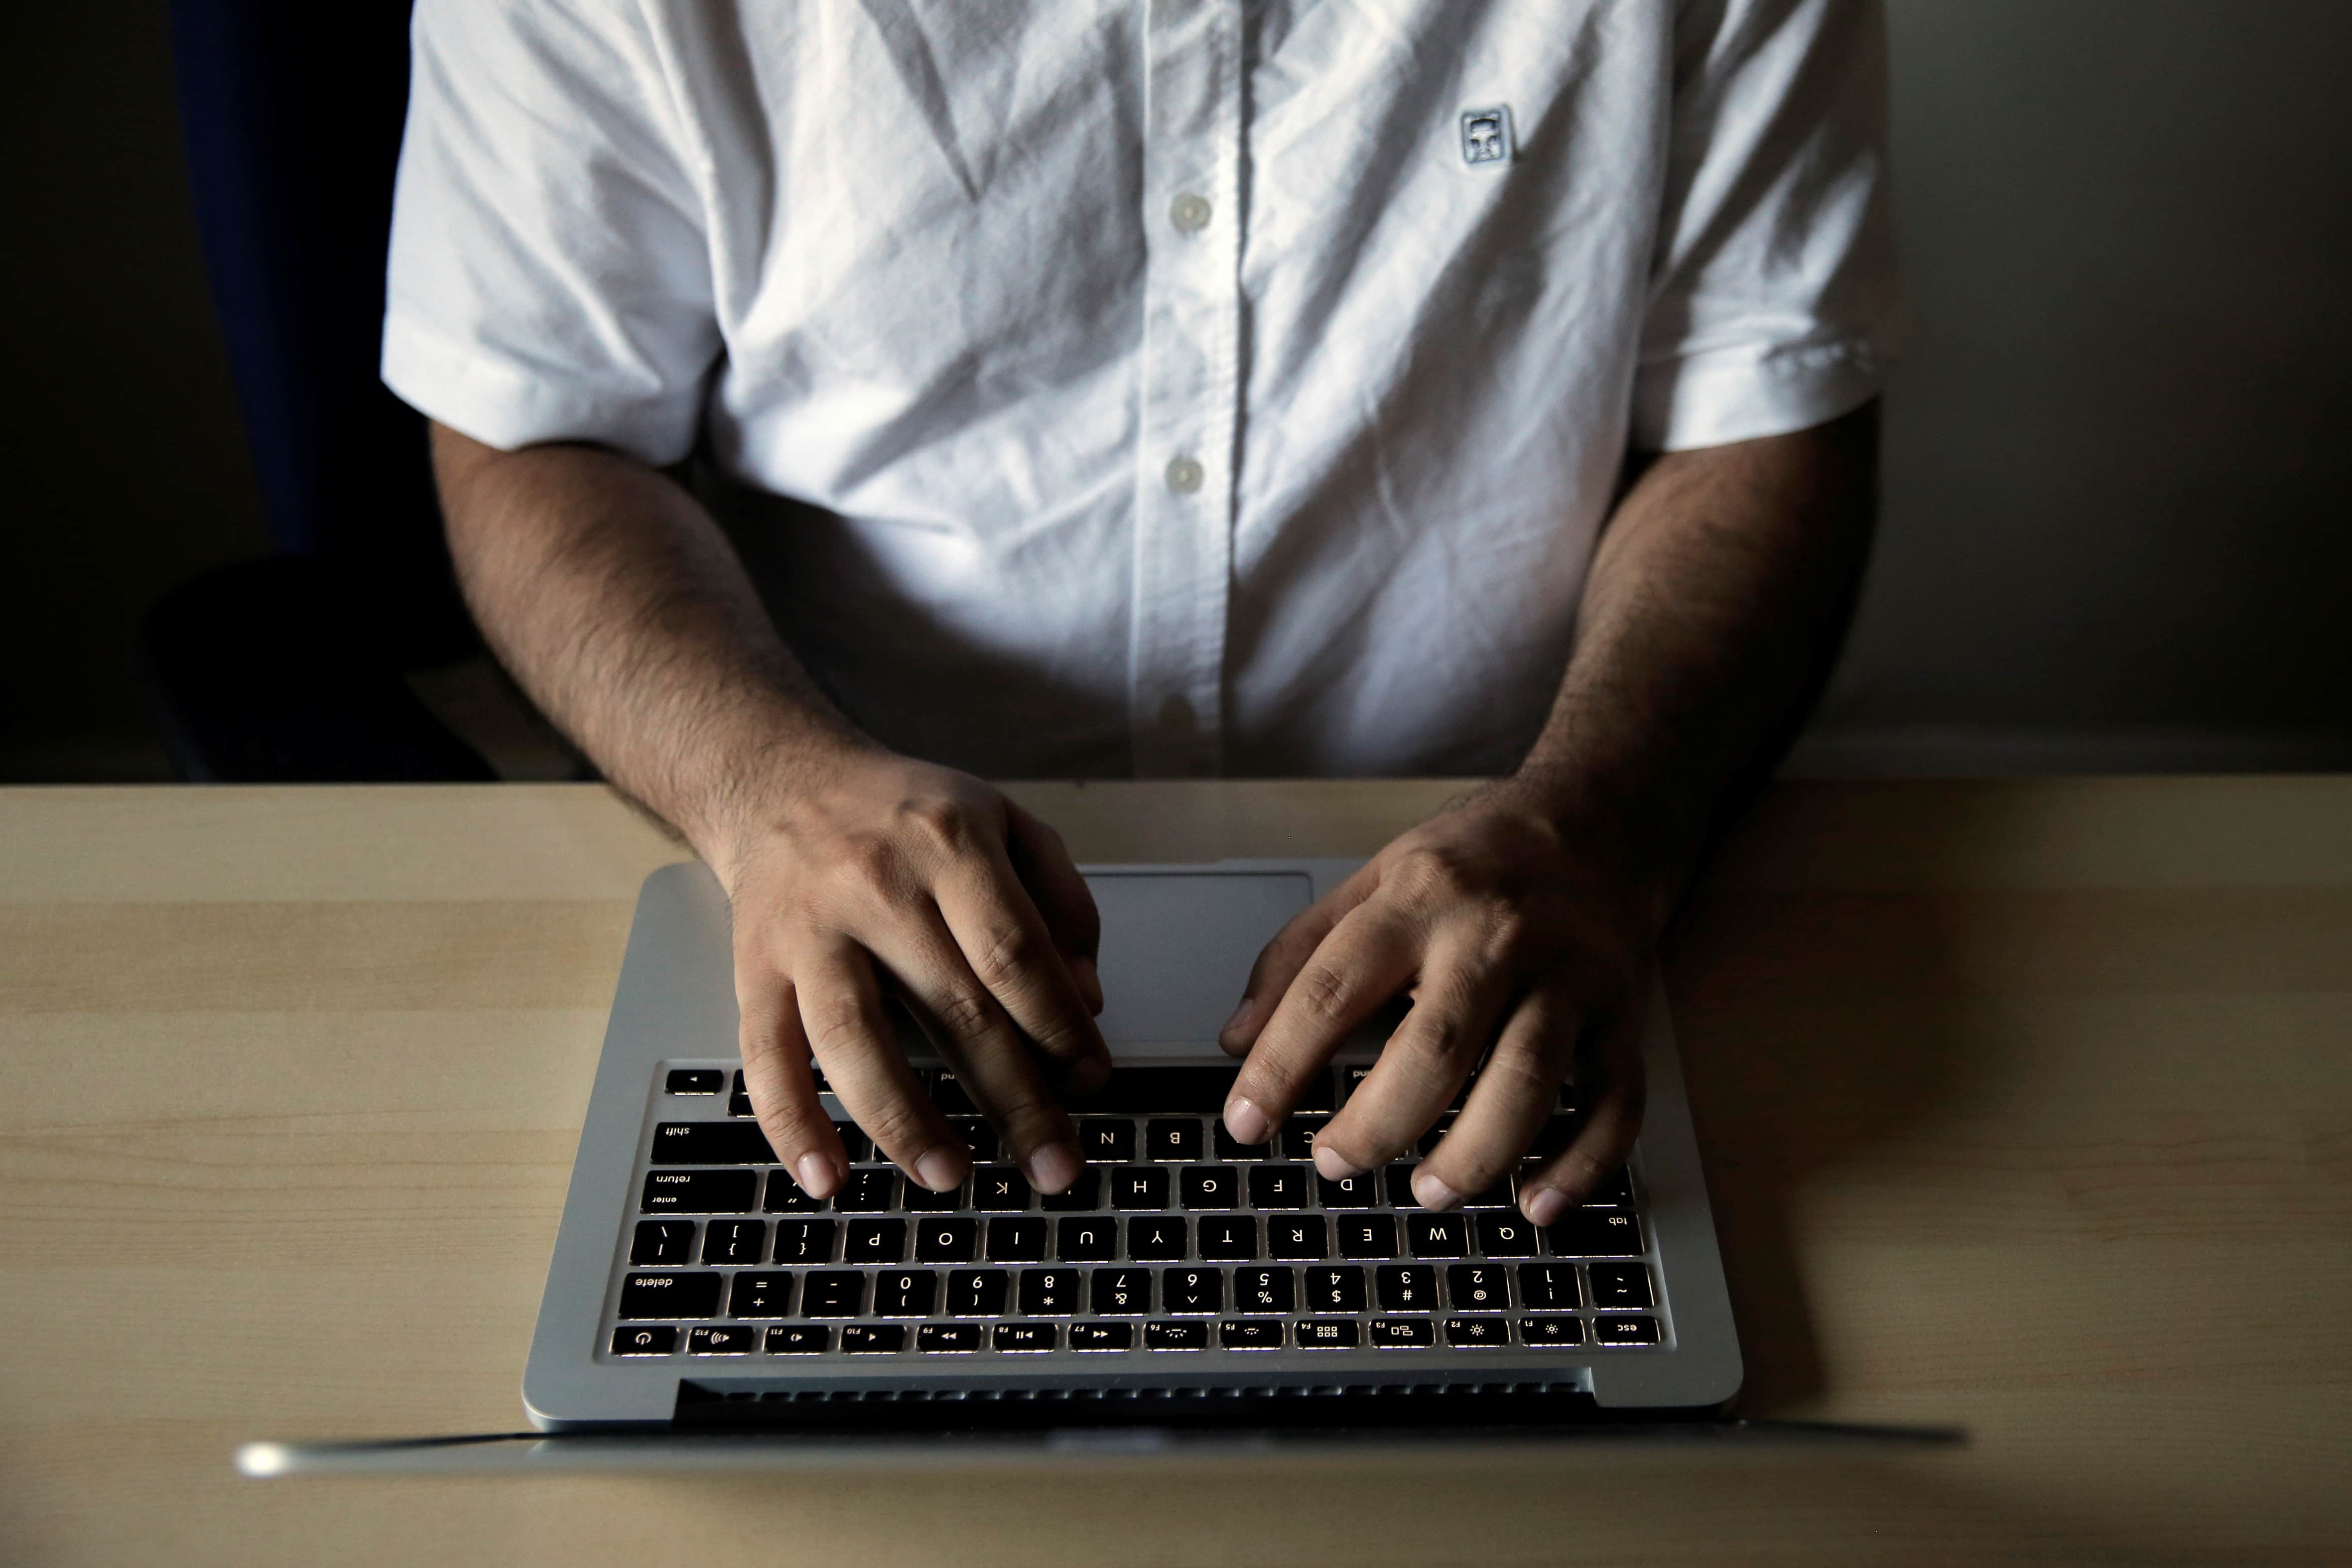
xmin=1216 ymin=785 xmax=1663 ymax=1226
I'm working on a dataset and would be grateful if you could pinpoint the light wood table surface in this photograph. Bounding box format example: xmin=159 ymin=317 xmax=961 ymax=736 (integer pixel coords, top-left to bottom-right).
xmin=1 ymin=779 xmax=2346 ymax=1566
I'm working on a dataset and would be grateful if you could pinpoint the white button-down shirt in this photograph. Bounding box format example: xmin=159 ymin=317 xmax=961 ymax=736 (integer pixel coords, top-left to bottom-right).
xmin=386 ymin=0 xmax=1900 ymax=779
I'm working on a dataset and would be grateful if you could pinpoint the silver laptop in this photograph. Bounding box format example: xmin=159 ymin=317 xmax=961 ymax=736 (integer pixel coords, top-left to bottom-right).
xmin=517 ymin=858 xmax=1742 ymax=1432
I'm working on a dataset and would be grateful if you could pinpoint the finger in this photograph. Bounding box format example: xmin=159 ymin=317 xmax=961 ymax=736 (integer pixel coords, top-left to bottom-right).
xmin=736 ymin=964 xmax=847 ymax=1200
xmin=934 ymin=847 xmax=1110 ymax=1086
xmin=794 ymin=939 xmax=969 ymax=1192
xmin=1217 ymin=863 xmax=1380 ymax=1054
xmin=1002 ymin=801 xmax=1103 ymax=1015
xmin=1223 ymin=900 xmax=1420 ymax=1146
xmin=859 ymin=905 xmax=1084 ymax=1193
xmin=1303 ymin=938 xmax=1515 ymax=1187
xmin=1518 ymin=1006 xmax=1649 ymax=1225
xmin=1412 ymin=981 xmax=1581 ymax=1209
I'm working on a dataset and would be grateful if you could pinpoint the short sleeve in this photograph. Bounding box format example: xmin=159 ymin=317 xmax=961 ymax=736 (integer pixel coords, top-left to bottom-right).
xmin=1631 ymin=0 xmax=1904 ymax=452
xmin=382 ymin=0 xmax=718 ymax=464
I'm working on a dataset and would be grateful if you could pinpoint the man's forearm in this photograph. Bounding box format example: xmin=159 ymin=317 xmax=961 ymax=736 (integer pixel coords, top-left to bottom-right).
xmin=430 ymin=424 xmax=869 ymax=859
xmin=1504 ymin=402 xmax=1881 ymax=916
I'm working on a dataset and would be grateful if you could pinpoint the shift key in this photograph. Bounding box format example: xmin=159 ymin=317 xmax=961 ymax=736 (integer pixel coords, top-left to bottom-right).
xmin=650 ymin=1122 xmax=775 ymax=1165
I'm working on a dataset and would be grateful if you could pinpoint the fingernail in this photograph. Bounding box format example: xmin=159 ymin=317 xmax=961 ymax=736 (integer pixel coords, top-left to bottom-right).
xmin=1312 ymin=1144 xmax=1362 ymax=1181
xmin=1412 ymin=1170 xmax=1462 ymax=1211
xmin=1223 ymin=1096 xmax=1269 ymax=1146
xmin=1025 ymin=1142 xmax=1082 ymax=1194
xmin=1524 ymin=1186 xmax=1568 ymax=1227
xmin=796 ymin=1152 xmax=839 ymax=1199
xmin=914 ymin=1147 xmax=966 ymax=1193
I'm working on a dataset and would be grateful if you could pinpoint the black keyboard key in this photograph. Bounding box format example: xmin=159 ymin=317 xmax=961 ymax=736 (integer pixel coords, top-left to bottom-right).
xmin=650 ymin=1122 xmax=774 ymax=1165
xmin=918 ymin=1322 xmax=982 ymax=1352
xmin=994 ymin=1322 xmax=1057 ymax=1352
xmin=1113 ymin=1167 xmax=1169 ymax=1209
xmin=1248 ymin=1165 xmax=1311 ymax=1208
xmin=687 ymin=1323 xmax=759 ymax=1354
xmin=835 ymin=1168 xmax=897 ymax=1212
xmin=972 ymin=1166 xmax=1032 ymax=1211
xmin=1146 ymin=1118 xmax=1201 ymax=1162
xmin=765 ymin=1324 xmax=829 ymax=1353
xmin=732 ymin=1069 xmax=746 ymax=1096
xmin=1442 ymin=1316 xmax=1510 ymax=1347
xmin=1162 ymin=1267 xmax=1223 ymax=1313
xmin=1127 ymin=1215 xmax=1188 ymax=1261
xmin=1583 ymin=1169 xmax=1636 ymax=1208
xmin=1077 ymin=1119 xmax=1136 ymax=1163
xmin=728 ymin=1092 xmax=756 ymax=1117
xmin=986 ymin=1216 xmax=1049 ymax=1263
xmin=844 ymin=1218 xmax=907 ymax=1263
xmin=1529 ymin=1115 xmax=1576 ymax=1158
xmin=1549 ymin=1211 xmax=1643 ymax=1257
xmin=832 ymin=1121 xmax=874 ymax=1163
xmin=1593 ymin=1315 xmax=1662 ymax=1346
xmin=841 ymin=1324 xmax=905 ymax=1353
xmin=612 ymin=1325 xmax=676 ymax=1356
xmin=928 ymin=1071 xmax=977 ymax=1114
xmin=1197 ymin=1216 xmax=1258 ymax=1260
xmin=1588 ymin=1263 xmax=1655 ymax=1309
xmin=1304 ymin=1265 xmax=1367 ymax=1314
xmin=1416 ymin=1115 xmax=1457 ymax=1156
xmin=915 ymin=1217 xmax=977 ymax=1263
xmin=1181 ymin=1166 xmax=1239 ymax=1209
xmin=630 ymin=1220 xmax=696 ymax=1266
xmin=701 ymin=1218 xmax=766 ymax=1265
xmin=619 ymin=1272 xmax=721 ymax=1319
xmin=1057 ymin=1216 xmax=1118 ymax=1261
xmin=1145 ymin=1320 xmax=1207 ymax=1350
xmin=874 ymin=1269 xmax=938 ymax=1316
xmin=666 ymin=1068 xmax=724 ymax=1096
xmin=1039 ymin=1170 xmax=1104 ymax=1212
xmin=772 ymin=1218 xmax=836 ymax=1264
xmin=800 ymin=1271 xmax=865 ymax=1316
xmin=728 ymin=1273 xmax=793 ymax=1317
xmin=1090 ymin=1267 xmax=1153 ymax=1314
xmin=1070 ymin=1322 xmax=1133 ymax=1351
xmin=902 ymin=1178 xmax=962 ymax=1212
xmin=1278 ymin=1115 xmax=1327 ymax=1162
xmin=1213 ymin=1125 xmax=1270 ymax=1161
xmin=763 ymin=1169 xmax=825 ymax=1214
xmin=1476 ymin=1213 xmax=1539 ymax=1257
xmin=1368 ymin=1317 xmax=1436 ymax=1347
xmin=1298 ymin=1319 xmax=1360 ymax=1349
xmin=1267 ymin=1215 xmax=1326 ymax=1260
xmin=1317 ymin=1172 xmax=1382 ymax=1209
xmin=946 ymin=1269 xmax=1009 ymax=1316
xmin=1520 ymin=1314 xmax=1584 ymax=1346
xmin=1335 ymin=1214 xmax=1398 ymax=1260
xmin=1233 ymin=1267 xmax=1294 ymax=1314
xmin=1375 ymin=1264 xmax=1437 ymax=1312
xmin=1086 ymin=1066 xmax=1248 ymax=1114
xmin=949 ymin=1118 xmax=999 ymax=1163
xmin=1407 ymin=1212 xmax=1468 ymax=1258
xmin=1517 ymin=1263 xmax=1579 ymax=1311
xmin=1385 ymin=1164 xmax=1423 ymax=1208
xmin=642 ymin=1169 xmax=757 ymax=1214
xmin=1018 ymin=1269 xmax=1082 ymax=1315
xmin=1446 ymin=1264 xmax=1509 ymax=1312
xmin=1462 ymin=1179 xmax=1514 ymax=1209
xmin=1220 ymin=1319 xmax=1284 ymax=1350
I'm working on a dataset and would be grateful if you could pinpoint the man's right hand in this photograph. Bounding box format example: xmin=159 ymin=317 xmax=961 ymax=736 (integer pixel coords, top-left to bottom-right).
xmin=711 ymin=751 xmax=1108 ymax=1202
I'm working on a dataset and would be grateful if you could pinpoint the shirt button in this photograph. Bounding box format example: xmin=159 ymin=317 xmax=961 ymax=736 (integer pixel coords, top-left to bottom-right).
xmin=1165 ymin=455 xmax=1204 ymax=495
xmin=1169 ymin=192 xmax=1212 ymax=233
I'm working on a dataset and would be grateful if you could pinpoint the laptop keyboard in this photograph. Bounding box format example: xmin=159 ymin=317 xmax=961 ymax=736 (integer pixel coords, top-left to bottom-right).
xmin=607 ymin=1062 xmax=1665 ymax=1363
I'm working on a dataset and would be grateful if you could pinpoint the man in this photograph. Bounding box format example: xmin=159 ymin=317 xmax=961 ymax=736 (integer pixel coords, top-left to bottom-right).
xmin=386 ymin=1 xmax=1899 ymax=1224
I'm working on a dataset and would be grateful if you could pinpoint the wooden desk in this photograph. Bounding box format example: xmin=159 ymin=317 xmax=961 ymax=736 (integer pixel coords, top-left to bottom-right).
xmin=1 ymin=780 xmax=2346 ymax=1566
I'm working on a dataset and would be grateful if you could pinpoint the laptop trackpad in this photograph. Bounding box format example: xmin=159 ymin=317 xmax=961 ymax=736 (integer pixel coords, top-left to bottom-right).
xmin=1083 ymin=872 xmax=1313 ymax=1046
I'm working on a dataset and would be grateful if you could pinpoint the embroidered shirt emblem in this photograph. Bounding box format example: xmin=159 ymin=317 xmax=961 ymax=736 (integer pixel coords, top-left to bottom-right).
xmin=1461 ymin=106 xmax=1513 ymax=166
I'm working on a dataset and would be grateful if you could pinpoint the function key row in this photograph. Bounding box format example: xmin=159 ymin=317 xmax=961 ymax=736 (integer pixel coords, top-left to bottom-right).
xmin=611 ymin=1314 xmax=1659 ymax=1359
xmin=632 ymin=1211 xmax=1642 ymax=1268
xmin=618 ymin=1261 xmax=1655 ymax=1320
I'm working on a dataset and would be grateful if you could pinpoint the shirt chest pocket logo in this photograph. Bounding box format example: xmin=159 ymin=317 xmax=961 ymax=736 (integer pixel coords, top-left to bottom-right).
xmin=1461 ymin=106 xmax=1514 ymax=166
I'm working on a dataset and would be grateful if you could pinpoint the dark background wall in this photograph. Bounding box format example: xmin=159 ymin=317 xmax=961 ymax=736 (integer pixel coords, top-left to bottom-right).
xmin=1 ymin=0 xmax=2346 ymax=783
